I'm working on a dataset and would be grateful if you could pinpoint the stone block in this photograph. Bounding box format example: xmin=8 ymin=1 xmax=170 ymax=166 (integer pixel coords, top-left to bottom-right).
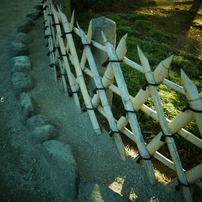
xmin=42 ymin=140 xmax=78 ymax=201
xmin=16 ymin=32 xmax=33 ymax=45
xmin=11 ymin=56 xmax=31 ymax=74
xmin=12 ymin=72 xmax=34 ymax=97
xmin=33 ymin=4 xmax=43 ymax=11
xmin=11 ymin=40 xmax=29 ymax=56
xmin=26 ymin=115 xmax=49 ymax=132
xmin=30 ymin=125 xmax=57 ymax=145
xmin=20 ymin=92 xmax=38 ymax=122
xmin=26 ymin=9 xmax=41 ymax=21
xmin=18 ymin=17 xmax=36 ymax=33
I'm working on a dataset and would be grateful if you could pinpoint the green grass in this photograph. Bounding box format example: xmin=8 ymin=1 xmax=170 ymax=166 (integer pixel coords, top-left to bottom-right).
xmin=78 ymin=12 xmax=202 ymax=169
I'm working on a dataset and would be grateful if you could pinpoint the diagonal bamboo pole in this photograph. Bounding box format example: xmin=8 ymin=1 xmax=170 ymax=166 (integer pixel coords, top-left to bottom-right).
xmin=58 ymin=8 xmax=101 ymax=135
xmin=117 ymin=55 xmax=173 ymax=131
xmin=84 ymin=66 xmax=202 ymax=148
xmin=80 ymin=20 xmax=93 ymax=71
xmin=50 ymin=3 xmax=81 ymax=112
xmin=147 ymin=99 xmax=202 ymax=155
xmin=82 ymin=67 xmax=201 ymax=174
xmin=92 ymin=33 xmax=128 ymax=109
xmin=181 ymin=69 xmax=202 ymax=137
xmin=165 ymin=163 xmax=202 ymax=192
xmin=101 ymin=32 xmax=157 ymax=185
xmin=77 ymin=23 xmax=126 ymax=161
xmin=138 ymin=46 xmax=192 ymax=202
xmin=73 ymin=26 xmax=186 ymax=95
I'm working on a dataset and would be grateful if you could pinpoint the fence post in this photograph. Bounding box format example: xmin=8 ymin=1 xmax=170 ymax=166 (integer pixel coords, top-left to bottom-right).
xmin=90 ymin=16 xmax=116 ymax=106
xmin=52 ymin=0 xmax=71 ymax=21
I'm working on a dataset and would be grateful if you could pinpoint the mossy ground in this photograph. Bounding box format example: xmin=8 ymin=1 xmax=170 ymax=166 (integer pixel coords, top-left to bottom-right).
xmin=73 ymin=0 xmax=202 ymax=177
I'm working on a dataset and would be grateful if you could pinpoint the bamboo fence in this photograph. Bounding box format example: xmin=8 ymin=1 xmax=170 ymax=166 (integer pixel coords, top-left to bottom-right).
xmin=42 ymin=1 xmax=202 ymax=201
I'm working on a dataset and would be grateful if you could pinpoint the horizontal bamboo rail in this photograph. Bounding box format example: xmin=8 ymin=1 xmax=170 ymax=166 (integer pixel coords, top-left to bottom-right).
xmin=42 ymin=2 xmax=202 ymax=201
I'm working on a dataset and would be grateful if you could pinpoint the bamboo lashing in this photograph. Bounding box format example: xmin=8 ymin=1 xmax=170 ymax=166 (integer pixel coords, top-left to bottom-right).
xmin=102 ymin=32 xmax=157 ymax=185
xmin=117 ymin=55 xmax=173 ymax=131
xmin=77 ymin=22 xmax=126 ymax=161
xmin=181 ymin=69 xmax=202 ymax=137
xmin=84 ymin=65 xmax=202 ymax=148
xmin=92 ymin=33 xmax=128 ymax=109
xmin=165 ymin=163 xmax=202 ymax=192
xmin=147 ymin=102 xmax=202 ymax=155
xmin=138 ymin=46 xmax=192 ymax=201
xmin=80 ymin=20 xmax=93 ymax=71
xmin=48 ymin=0 xmax=69 ymax=92
xmin=42 ymin=3 xmax=202 ymax=200
xmin=42 ymin=2 xmax=57 ymax=83
xmin=50 ymin=2 xmax=81 ymax=112
xmin=58 ymin=8 xmax=101 ymax=135
xmin=73 ymin=27 xmax=186 ymax=95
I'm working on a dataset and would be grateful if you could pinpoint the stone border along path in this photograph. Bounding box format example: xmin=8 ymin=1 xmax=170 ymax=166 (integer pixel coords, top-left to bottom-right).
xmin=0 ymin=1 xmax=186 ymax=201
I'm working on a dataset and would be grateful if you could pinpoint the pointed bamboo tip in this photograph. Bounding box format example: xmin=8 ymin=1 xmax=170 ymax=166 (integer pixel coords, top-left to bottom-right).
xmin=181 ymin=69 xmax=199 ymax=97
xmin=123 ymin=33 xmax=128 ymax=40
xmin=181 ymin=69 xmax=188 ymax=83
xmin=137 ymin=45 xmax=143 ymax=57
xmin=76 ymin=21 xmax=80 ymax=29
xmin=72 ymin=10 xmax=75 ymax=17
xmin=137 ymin=45 xmax=146 ymax=60
xmin=70 ymin=10 xmax=75 ymax=23
xmin=101 ymin=31 xmax=107 ymax=42
xmin=162 ymin=54 xmax=174 ymax=70
xmin=89 ymin=19 xmax=93 ymax=27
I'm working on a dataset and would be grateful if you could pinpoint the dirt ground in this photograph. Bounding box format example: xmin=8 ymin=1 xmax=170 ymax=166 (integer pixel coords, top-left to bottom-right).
xmin=0 ymin=0 xmax=201 ymax=201
xmin=98 ymin=0 xmax=202 ymax=58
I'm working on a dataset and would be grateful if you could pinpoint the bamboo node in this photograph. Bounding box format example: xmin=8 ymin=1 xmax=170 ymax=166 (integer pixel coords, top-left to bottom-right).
xmin=50 ymin=63 xmax=56 ymax=68
xmin=58 ymin=54 xmax=68 ymax=60
xmin=175 ymin=178 xmax=190 ymax=191
xmin=160 ymin=131 xmax=175 ymax=142
xmin=102 ymin=57 xmax=123 ymax=67
xmin=82 ymin=107 xmax=95 ymax=112
xmin=142 ymin=79 xmax=161 ymax=91
xmin=43 ymin=20 xmax=47 ymax=25
xmin=182 ymin=104 xmax=202 ymax=113
xmin=57 ymin=73 xmax=67 ymax=77
xmin=161 ymin=61 xmax=169 ymax=70
xmin=52 ymin=23 xmax=62 ymax=27
xmin=42 ymin=6 xmax=48 ymax=11
xmin=136 ymin=153 xmax=151 ymax=163
xmin=47 ymin=47 xmax=58 ymax=56
xmin=92 ymin=87 xmax=107 ymax=94
xmin=44 ymin=25 xmax=49 ymax=32
xmin=44 ymin=34 xmax=52 ymax=39
xmin=61 ymin=31 xmax=74 ymax=38
xmin=69 ymin=90 xmax=80 ymax=97
xmin=122 ymin=109 xmax=137 ymax=117
xmin=108 ymin=130 xmax=120 ymax=137
xmin=79 ymin=43 xmax=92 ymax=51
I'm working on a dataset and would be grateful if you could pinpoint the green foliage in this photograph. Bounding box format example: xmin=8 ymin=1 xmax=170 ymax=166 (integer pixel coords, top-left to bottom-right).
xmin=78 ymin=11 xmax=202 ymax=167
xmin=172 ymin=56 xmax=200 ymax=79
xmin=128 ymin=14 xmax=147 ymax=21
xmin=134 ymin=20 xmax=152 ymax=31
xmin=71 ymin=0 xmax=115 ymax=11
xmin=148 ymin=29 xmax=173 ymax=43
